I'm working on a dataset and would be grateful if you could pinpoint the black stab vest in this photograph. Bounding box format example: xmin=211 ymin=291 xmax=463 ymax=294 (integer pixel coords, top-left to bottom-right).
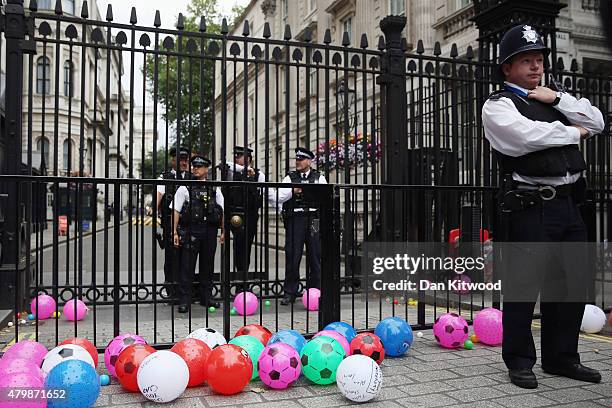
xmin=488 ymin=90 xmax=586 ymax=178
xmin=282 ymin=170 xmax=321 ymax=212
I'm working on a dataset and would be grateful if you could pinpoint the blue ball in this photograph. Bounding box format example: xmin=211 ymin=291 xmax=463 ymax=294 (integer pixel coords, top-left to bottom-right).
xmin=375 ymin=317 xmax=413 ymax=357
xmin=45 ymin=359 xmax=100 ymax=408
xmin=27 ymin=314 xmax=35 ymax=320
xmin=268 ymin=329 xmax=307 ymax=353
xmin=99 ymin=374 xmax=110 ymax=386
xmin=323 ymin=321 xmax=357 ymax=343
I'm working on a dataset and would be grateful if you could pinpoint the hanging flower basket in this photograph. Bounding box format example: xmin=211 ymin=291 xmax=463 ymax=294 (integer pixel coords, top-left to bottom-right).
xmin=315 ymin=133 xmax=381 ymax=170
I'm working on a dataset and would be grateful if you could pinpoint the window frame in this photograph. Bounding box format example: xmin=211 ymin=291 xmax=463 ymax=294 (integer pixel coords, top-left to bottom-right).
xmin=389 ymin=0 xmax=406 ymax=16
xmin=341 ymin=16 xmax=353 ymax=45
xmin=36 ymin=56 xmax=51 ymax=95
xmin=62 ymin=139 xmax=73 ymax=172
xmin=36 ymin=137 xmax=50 ymax=167
xmin=63 ymin=60 xmax=73 ymax=97
xmin=309 ymin=0 xmax=317 ymax=13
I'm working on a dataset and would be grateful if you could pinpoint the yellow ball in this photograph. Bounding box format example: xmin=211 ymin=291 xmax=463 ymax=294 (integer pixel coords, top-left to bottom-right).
xmin=52 ymin=311 xmax=61 ymax=318
xmin=470 ymin=334 xmax=479 ymax=343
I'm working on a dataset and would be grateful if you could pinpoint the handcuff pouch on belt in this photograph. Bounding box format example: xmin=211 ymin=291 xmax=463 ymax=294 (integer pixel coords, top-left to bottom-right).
xmin=501 ymin=190 xmax=542 ymax=212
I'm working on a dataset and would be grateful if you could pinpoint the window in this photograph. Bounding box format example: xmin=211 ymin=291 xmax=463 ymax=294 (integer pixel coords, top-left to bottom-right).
xmin=36 ymin=57 xmax=50 ymax=95
xmin=38 ymin=0 xmax=52 ymax=10
xmin=309 ymin=0 xmax=317 ymax=13
xmin=281 ymin=0 xmax=288 ymax=20
xmin=63 ymin=139 xmax=73 ymax=171
xmin=389 ymin=0 xmax=405 ymax=15
xmin=63 ymin=0 xmax=75 ymax=14
xmin=37 ymin=137 xmax=50 ymax=167
xmin=342 ymin=16 xmax=353 ymax=45
xmin=63 ymin=60 xmax=73 ymax=97
xmin=309 ymin=68 xmax=317 ymax=95
xmin=456 ymin=0 xmax=470 ymax=10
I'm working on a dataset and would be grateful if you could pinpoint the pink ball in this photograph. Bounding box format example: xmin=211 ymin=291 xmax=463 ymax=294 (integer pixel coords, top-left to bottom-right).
xmin=233 ymin=292 xmax=258 ymax=316
xmin=104 ymin=333 xmax=147 ymax=378
xmin=473 ymin=307 xmax=503 ymax=346
xmin=0 ymin=357 xmax=45 ymax=381
xmin=313 ymin=330 xmax=350 ymax=356
xmin=63 ymin=299 xmax=88 ymax=321
xmin=433 ymin=312 xmax=469 ymax=349
xmin=2 ymin=340 xmax=47 ymax=367
xmin=30 ymin=294 xmax=56 ymax=320
xmin=451 ymin=274 xmax=471 ymax=295
xmin=0 ymin=373 xmax=45 ymax=408
xmin=257 ymin=342 xmax=301 ymax=389
xmin=301 ymin=288 xmax=320 ymax=311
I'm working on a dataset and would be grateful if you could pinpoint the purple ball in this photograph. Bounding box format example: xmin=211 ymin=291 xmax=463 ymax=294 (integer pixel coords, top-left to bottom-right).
xmin=104 ymin=333 xmax=147 ymax=378
xmin=0 ymin=357 xmax=44 ymax=381
xmin=257 ymin=343 xmax=301 ymax=389
xmin=30 ymin=294 xmax=56 ymax=320
xmin=2 ymin=340 xmax=47 ymax=367
xmin=0 ymin=373 xmax=45 ymax=408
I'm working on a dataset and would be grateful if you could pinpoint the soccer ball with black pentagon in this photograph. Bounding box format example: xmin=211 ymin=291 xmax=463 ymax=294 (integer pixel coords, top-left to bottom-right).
xmin=300 ymin=336 xmax=346 ymax=385
xmin=432 ymin=312 xmax=469 ymax=349
xmin=42 ymin=344 xmax=95 ymax=375
xmin=187 ymin=328 xmax=227 ymax=350
xmin=349 ymin=332 xmax=385 ymax=364
xmin=257 ymin=343 xmax=301 ymax=389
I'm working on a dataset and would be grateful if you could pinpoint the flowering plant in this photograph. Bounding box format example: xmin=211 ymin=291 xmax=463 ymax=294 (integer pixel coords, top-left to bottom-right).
xmin=315 ymin=133 xmax=382 ymax=170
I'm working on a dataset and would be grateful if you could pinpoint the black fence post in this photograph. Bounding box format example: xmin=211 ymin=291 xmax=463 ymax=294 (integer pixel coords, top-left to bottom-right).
xmin=319 ymin=184 xmax=341 ymax=329
xmin=0 ymin=0 xmax=26 ymax=312
xmin=378 ymin=16 xmax=408 ymax=242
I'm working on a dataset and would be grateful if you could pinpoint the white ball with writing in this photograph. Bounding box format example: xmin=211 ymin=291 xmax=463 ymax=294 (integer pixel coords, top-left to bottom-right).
xmin=336 ymin=354 xmax=383 ymax=402
xmin=137 ymin=350 xmax=189 ymax=403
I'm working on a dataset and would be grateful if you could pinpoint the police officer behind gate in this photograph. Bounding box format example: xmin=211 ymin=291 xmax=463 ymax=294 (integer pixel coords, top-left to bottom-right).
xmin=171 ymin=154 xmax=224 ymax=313
xmin=221 ymin=146 xmax=265 ymax=285
xmin=482 ymin=24 xmax=604 ymax=389
xmin=156 ymin=146 xmax=191 ymax=303
xmin=275 ymin=147 xmax=327 ymax=305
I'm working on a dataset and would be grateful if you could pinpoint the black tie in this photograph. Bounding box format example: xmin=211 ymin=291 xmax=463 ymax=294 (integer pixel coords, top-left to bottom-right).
xmin=302 ymin=173 xmax=307 ymax=180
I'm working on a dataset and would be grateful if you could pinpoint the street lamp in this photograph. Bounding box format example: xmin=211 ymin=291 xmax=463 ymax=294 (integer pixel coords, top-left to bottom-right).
xmin=335 ymin=80 xmax=356 ymax=126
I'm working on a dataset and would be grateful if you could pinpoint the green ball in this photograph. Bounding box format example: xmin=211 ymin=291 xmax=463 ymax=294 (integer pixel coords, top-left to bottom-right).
xmin=230 ymin=308 xmax=237 ymax=316
xmin=208 ymin=306 xmax=216 ymax=313
xmin=300 ymin=336 xmax=346 ymax=385
xmin=229 ymin=335 xmax=265 ymax=380
xmin=464 ymin=340 xmax=474 ymax=350
xmin=265 ymin=300 xmax=271 ymax=307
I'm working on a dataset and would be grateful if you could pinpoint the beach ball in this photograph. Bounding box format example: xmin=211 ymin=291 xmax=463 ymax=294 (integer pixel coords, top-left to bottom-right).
xmin=137 ymin=350 xmax=189 ymax=403
xmin=63 ymin=299 xmax=88 ymax=321
xmin=473 ymin=308 xmax=503 ymax=346
xmin=581 ymin=304 xmax=606 ymax=334
xmin=30 ymin=294 xmax=56 ymax=320
xmin=374 ymin=317 xmax=413 ymax=357
xmin=258 ymin=342 xmax=301 ymax=390
xmin=433 ymin=313 xmax=469 ymax=349
xmin=268 ymin=329 xmax=307 ymax=354
xmin=336 ymin=354 xmax=383 ymax=402
xmin=301 ymin=288 xmax=320 ymax=311
xmin=233 ymin=292 xmax=259 ymax=316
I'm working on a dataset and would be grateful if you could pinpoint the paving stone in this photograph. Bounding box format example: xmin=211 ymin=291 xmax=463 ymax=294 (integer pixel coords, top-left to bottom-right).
xmin=398 ymin=382 xmax=453 ymax=396
xmin=296 ymin=393 xmax=352 ymax=408
xmin=395 ymin=394 xmax=458 ymax=408
xmin=92 ymin=395 xmax=111 ymax=407
xmin=445 ymin=375 xmax=500 ymax=389
xmin=203 ymin=392 xmax=263 ymax=407
xmin=404 ymin=369 xmax=459 ymax=383
xmin=449 ymin=363 xmax=504 ymax=377
xmin=539 ymin=387 xmax=604 ymax=404
xmin=383 ymin=375 xmax=415 ymax=387
xmin=111 ymin=393 xmax=149 ymax=405
xmin=446 ymin=385 xmax=506 ymax=403
xmin=538 ymin=376 xmax=592 ymax=389
xmin=493 ymin=394 xmax=556 ymax=408
xmin=143 ymin=398 xmax=206 ymax=408
xmin=446 ymin=401 xmax=507 ymax=408
xmin=242 ymin=401 xmax=303 ymax=408
xmin=595 ymin=398 xmax=612 ymax=407
xmin=259 ymin=386 xmax=314 ymax=401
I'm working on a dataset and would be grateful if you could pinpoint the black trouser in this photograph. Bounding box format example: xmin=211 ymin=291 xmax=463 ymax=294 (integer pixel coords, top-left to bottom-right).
xmin=231 ymin=211 xmax=258 ymax=279
xmin=178 ymin=226 xmax=218 ymax=306
xmin=283 ymin=214 xmax=321 ymax=296
xmin=501 ymin=195 xmax=587 ymax=370
xmin=162 ymin=216 xmax=179 ymax=293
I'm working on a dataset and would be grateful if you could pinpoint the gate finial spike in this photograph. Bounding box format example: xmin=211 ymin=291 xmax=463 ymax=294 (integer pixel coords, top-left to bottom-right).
xmin=80 ymin=1 xmax=89 ymax=19
xmin=199 ymin=16 xmax=206 ymax=32
xmin=450 ymin=43 xmax=458 ymax=58
xmin=154 ymin=10 xmax=161 ymax=27
xmin=130 ymin=7 xmax=137 ymax=24
xmin=360 ymin=33 xmax=368 ymax=49
xmin=284 ymin=24 xmax=292 ymax=40
xmin=177 ymin=13 xmax=184 ymax=30
xmin=263 ymin=22 xmax=271 ymax=38
xmin=342 ymin=31 xmax=350 ymax=46
xmin=557 ymin=57 xmax=564 ymax=71
xmin=221 ymin=18 xmax=229 ymax=34
xmin=377 ymin=35 xmax=385 ymax=50
xmin=54 ymin=0 xmax=62 ymax=15
xmin=466 ymin=45 xmax=474 ymax=60
xmin=29 ymin=0 xmax=38 ymax=12
xmin=304 ymin=27 xmax=312 ymax=42
xmin=323 ymin=29 xmax=331 ymax=44
xmin=243 ymin=20 xmax=250 ymax=36
xmin=416 ymin=39 xmax=424 ymax=54
xmin=106 ymin=4 xmax=113 ymax=22
xmin=433 ymin=41 xmax=441 ymax=56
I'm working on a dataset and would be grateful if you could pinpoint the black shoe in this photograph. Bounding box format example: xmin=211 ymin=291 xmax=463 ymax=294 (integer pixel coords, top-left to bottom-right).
xmin=178 ymin=304 xmax=189 ymax=313
xmin=542 ymin=363 xmax=601 ymax=383
xmin=280 ymin=295 xmax=295 ymax=306
xmin=508 ymin=368 xmax=538 ymax=389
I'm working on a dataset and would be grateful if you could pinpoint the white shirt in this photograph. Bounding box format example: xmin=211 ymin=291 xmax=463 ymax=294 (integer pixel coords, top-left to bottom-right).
xmin=170 ymin=184 xmax=224 ymax=214
xmin=482 ymin=81 xmax=605 ymax=186
xmin=272 ymin=169 xmax=328 ymax=209
xmin=157 ymin=169 xmax=189 ymax=195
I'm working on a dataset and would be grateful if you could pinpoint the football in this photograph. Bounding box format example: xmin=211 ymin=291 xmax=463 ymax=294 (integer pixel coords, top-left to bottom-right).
xmin=300 ymin=336 xmax=346 ymax=385
xmin=42 ymin=344 xmax=95 ymax=375
xmin=433 ymin=312 xmax=469 ymax=349
xmin=349 ymin=332 xmax=385 ymax=364
xmin=187 ymin=328 xmax=227 ymax=349
xmin=257 ymin=343 xmax=301 ymax=389
xmin=104 ymin=333 xmax=147 ymax=378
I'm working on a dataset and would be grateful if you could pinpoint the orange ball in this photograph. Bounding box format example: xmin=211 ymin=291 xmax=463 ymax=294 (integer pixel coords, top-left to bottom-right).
xmin=206 ymin=344 xmax=252 ymax=395
xmin=234 ymin=324 xmax=272 ymax=345
xmin=115 ymin=344 xmax=156 ymax=392
xmin=171 ymin=338 xmax=211 ymax=387
xmin=60 ymin=337 xmax=99 ymax=367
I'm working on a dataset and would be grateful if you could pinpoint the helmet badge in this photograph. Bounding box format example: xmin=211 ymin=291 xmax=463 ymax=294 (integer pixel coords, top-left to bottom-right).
xmin=522 ymin=25 xmax=539 ymax=44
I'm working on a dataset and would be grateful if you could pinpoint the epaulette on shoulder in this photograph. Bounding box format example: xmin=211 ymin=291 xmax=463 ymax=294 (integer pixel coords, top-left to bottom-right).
xmin=487 ymin=90 xmax=507 ymax=101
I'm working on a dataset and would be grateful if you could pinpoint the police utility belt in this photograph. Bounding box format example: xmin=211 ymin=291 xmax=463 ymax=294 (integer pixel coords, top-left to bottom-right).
xmin=501 ymin=181 xmax=579 ymax=212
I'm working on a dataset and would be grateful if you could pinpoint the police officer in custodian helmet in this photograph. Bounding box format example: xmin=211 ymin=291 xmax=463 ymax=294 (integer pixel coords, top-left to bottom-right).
xmin=482 ymin=24 xmax=604 ymax=389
